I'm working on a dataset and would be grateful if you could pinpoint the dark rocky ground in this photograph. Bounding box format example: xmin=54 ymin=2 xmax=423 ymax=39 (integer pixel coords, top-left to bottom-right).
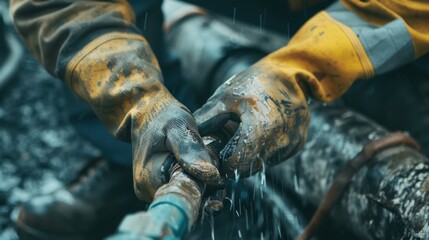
xmin=0 ymin=32 xmax=100 ymax=239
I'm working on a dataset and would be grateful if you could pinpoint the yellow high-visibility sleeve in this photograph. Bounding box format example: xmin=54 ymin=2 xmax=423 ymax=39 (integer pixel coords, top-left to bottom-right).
xmin=262 ymin=0 xmax=429 ymax=102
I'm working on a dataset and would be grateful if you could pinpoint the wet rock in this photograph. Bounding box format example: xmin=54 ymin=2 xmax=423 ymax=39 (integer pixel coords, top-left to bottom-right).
xmin=0 ymin=26 xmax=99 ymax=237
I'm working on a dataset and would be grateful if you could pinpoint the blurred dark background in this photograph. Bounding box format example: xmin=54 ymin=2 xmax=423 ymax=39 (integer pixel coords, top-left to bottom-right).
xmin=0 ymin=2 xmax=101 ymax=238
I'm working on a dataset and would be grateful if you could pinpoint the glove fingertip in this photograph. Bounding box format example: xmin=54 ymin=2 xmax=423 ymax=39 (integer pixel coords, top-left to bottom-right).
xmin=182 ymin=159 xmax=225 ymax=187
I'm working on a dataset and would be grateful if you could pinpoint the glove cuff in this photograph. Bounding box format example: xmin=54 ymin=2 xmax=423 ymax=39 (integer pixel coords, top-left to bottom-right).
xmin=258 ymin=11 xmax=374 ymax=103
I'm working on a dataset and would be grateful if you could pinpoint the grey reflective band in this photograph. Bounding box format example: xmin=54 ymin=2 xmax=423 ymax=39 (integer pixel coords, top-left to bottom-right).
xmin=326 ymin=1 xmax=415 ymax=75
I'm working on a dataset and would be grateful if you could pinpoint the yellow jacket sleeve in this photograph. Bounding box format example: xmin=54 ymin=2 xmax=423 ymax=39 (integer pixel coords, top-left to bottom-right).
xmin=261 ymin=0 xmax=429 ymax=102
xmin=10 ymin=0 xmax=152 ymax=79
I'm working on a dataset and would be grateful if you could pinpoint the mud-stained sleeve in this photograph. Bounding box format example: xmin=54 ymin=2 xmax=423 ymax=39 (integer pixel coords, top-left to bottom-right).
xmin=10 ymin=0 xmax=142 ymax=78
xmin=263 ymin=0 xmax=429 ymax=103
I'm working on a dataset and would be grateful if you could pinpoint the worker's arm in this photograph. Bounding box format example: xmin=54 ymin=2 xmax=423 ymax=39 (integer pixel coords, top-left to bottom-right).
xmin=271 ymin=0 xmax=429 ymax=102
xmin=10 ymin=0 xmax=223 ymax=202
xmin=195 ymin=0 xmax=429 ymax=178
xmin=10 ymin=0 xmax=144 ymax=78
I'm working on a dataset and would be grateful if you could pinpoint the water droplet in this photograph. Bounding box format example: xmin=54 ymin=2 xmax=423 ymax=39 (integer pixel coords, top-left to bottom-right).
xmin=368 ymin=132 xmax=378 ymax=140
xmin=322 ymin=124 xmax=330 ymax=131
xmin=234 ymin=169 xmax=240 ymax=182
xmin=210 ymin=215 xmax=215 ymax=240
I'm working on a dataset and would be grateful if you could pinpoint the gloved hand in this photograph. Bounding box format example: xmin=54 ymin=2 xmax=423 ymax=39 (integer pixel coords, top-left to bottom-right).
xmin=194 ymin=59 xmax=310 ymax=178
xmin=65 ymin=33 xmax=223 ymax=202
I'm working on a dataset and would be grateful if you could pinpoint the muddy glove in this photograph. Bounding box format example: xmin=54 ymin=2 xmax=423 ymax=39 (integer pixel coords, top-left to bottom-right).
xmin=194 ymin=59 xmax=310 ymax=178
xmin=195 ymin=0 xmax=417 ymax=177
xmin=66 ymin=33 xmax=223 ymax=202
